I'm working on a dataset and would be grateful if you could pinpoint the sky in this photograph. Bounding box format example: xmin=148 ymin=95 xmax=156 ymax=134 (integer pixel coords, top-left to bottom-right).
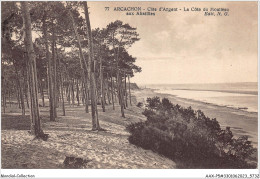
xmin=87 ymin=1 xmax=258 ymax=85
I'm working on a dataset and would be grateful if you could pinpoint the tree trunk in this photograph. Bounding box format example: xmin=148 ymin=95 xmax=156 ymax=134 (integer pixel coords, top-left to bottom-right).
xmin=23 ymin=73 xmax=30 ymax=108
xmin=128 ymin=75 xmax=132 ymax=106
xmin=39 ymin=80 xmax=45 ymax=107
xmin=57 ymin=51 xmax=65 ymax=116
xmin=84 ymin=78 xmax=89 ymax=113
xmin=21 ymin=1 xmax=43 ymax=137
xmin=22 ymin=68 xmax=30 ymax=108
xmin=16 ymin=85 xmax=21 ymax=109
xmin=26 ymin=68 xmax=31 ymax=109
xmin=13 ymin=62 xmax=25 ymax=115
xmin=8 ymin=90 xmax=11 ymax=108
xmin=99 ymin=58 xmax=105 ymax=112
xmin=105 ymin=74 xmax=111 ymax=104
xmin=124 ymin=71 xmax=128 ymax=108
xmin=68 ymin=81 xmax=71 ymax=106
xmin=110 ymin=71 xmax=115 ymax=110
xmin=68 ymin=8 xmax=89 ymax=113
xmin=55 ymin=45 xmax=60 ymax=108
xmin=60 ymin=76 xmax=65 ymax=116
xmin=83 ymin=2 xmax=100 ymax=130
xmin=81 ymin=80 xmax=85 ymax=105
xmin=116 ymin=73 xmax=120 ymax=105
xmin=117 ymin=71 xmax=125 ymax=117
xmin=42 ymin=10 xmax=55 ymax=121
xmin=71 ymin=79 xmax=75 ymax=107
xmin=51 ymin=24 xmax=57 ymax=118
xmin=2 ymin=69 xmax=6 ymax=113
xmin=112 ymin=29 xmax=125 ymax=116
xmin=76 ymin=79 xmax=80 ymax=106
xmin=46 ymin=65 xmax=49 ymax=98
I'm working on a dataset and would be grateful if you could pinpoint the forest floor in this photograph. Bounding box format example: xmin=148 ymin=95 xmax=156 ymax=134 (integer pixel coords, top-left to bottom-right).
xmin=1 ymin=91 xmax=176 ymax=169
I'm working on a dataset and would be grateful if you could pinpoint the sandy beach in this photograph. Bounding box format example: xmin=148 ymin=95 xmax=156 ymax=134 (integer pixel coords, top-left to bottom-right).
xmin=133 ymin=88 xmax=258 ymax=147
xmin=1 ymin=96 xmax=176 ymax=169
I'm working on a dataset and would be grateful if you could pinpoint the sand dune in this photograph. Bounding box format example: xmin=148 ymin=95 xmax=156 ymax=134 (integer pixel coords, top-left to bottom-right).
xmin=1 ymin=101 xmax=176 ymax=169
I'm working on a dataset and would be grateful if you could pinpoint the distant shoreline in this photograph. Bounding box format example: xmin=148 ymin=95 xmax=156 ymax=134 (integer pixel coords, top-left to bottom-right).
xmin=139 ymin=86 xmax=257 ymax=113
xmin=139 ymin=82 xmax=258 ymax=95
xmin=153 ymin=89 xmax=258 ymax=113
xmin=139 ymin=82 xmax=258 ymax=86
xmin=157 ymin=88 xmax=258 ymax=96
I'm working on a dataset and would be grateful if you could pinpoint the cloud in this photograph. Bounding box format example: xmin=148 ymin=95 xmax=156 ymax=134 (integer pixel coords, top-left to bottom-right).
xmin=88 ymin=1 xmax=257 ymax=84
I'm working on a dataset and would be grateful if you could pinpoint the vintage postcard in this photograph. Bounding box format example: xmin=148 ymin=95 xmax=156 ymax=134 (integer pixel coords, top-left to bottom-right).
xmin=1 ymin=1 xmax=258 ymax=178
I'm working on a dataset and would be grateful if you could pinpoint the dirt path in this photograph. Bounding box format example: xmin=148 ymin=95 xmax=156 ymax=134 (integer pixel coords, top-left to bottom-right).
xmin=1 ymin=103 xmax=176 ymax=169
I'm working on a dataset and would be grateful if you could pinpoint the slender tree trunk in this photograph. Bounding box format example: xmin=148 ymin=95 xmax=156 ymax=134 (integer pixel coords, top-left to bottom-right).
xmin=68 ymin=8 xmax=89 ymax=113
xmin=106 ymin=74 xmax=111 ymax=104
xmin=41 ymin=81 xmax=45 ymax=107
xmin=116 ymin=73 xmax=120 ymax=105
xmin=81 ymin=80 xmax=85 ymax=105
xmin=71 ymin=79 xmax=75 ymax=107
xmin=103 ymin=79 xmax=107 ymax=105
xmin=39 ymin=80 xmax=45 ymax=107
xmin=60 ymin=76 xmax=65 ymax=116
xmin=22 ymin=69 xmax=30 ymax=108
xmin=82 ymin=75 xmax=89 ymax=113
xmin=110 ymin=73 xmax=115 ymax=109
xmin=24 ymin=77 xmax=30 ymax=108
xmin=83 ymin=2 xmax=100 ymax=130
xmin=26 ymin=69 xmax=31 ymax=109
xmin=124 ymin=71 xmax=128 ymax=108
xmin=4 ymin=87 xmax=6 ymax=110
xmin=76 ymin=79 xmax=80 ymax=106
xmin=42 ymin=10 xmax=55 ymax=121
xmin=103 ymin=85 xmax=107 ymax=105
xmin=55 ymin=45 xmax=60 ymax=107
xmin=57 ymin=50 xmax=65 ymax=116
xmin=110 ymin=74 xmax=115 ymax=109
xmin=16 ymin=86 xmax=21 ymax=109
xmin=99 ymin=58 xmax=105 ymax=112
xmin=112 ymin=32 xmax=125 ymax=117
xmin=121 ymin=76 xmax=126 ymax=110
xmin=8 ymin=90 xmax=11 ymax=108
xmin=84 ymin=78 xmax=89 ymax=113
xmin=117 ymin=71 xmax=125 ymax=117
xmin=21 ymin=1 xmax=43 ymax=137
xmin=68 ymin=81 xmax=71 ymax=106
xmin=51 ymin=24 xmax=57 ymax=118
xmin=24 ymin=87 xmax=30 ymax=108
xmin=46 ymin=65 xmax=49 ymax=98
xmin=128 ymin=75 xmax=132 ymax=105
xmin=13 ymin=62 xmax=25 ymax=115
xmin=2 ymin=71 xmax=6 ymax=113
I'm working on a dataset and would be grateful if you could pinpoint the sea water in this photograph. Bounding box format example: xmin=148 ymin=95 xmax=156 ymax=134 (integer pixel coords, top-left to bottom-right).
xmin=146 ymin=82 xmax=258 ymax=113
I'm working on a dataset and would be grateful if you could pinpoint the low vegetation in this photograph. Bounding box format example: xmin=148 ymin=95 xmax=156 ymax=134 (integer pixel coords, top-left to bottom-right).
xmin=136 ymin=102 xmax=143 ymax=108
xmin=126 ymin=96 xmax=257 ymax=168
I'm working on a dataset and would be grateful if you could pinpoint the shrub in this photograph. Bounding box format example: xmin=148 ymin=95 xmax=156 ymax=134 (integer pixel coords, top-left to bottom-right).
xmin=63 ymin=156 xmax=91 ymax=169
xmin=146 ymin=96 xmax=161 ymax=110
xmin=126 ymin=97 xmax=256 ymax=169
xmin=136 ymin=102 xmax=143 ymax=108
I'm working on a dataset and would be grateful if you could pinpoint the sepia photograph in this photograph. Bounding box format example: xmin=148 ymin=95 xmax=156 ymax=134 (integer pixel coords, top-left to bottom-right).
xmin=1 ymin=0 xmax=259 ymax=178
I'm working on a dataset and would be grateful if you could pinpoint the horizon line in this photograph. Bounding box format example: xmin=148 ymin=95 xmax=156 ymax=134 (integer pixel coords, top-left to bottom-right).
xmin=134 ymin=81 xmax=258 ymax=85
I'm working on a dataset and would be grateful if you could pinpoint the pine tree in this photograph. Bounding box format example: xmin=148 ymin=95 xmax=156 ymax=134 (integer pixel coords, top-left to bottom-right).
xmin=21 ymin=1 xmax=44 ymax=137
xmin=83 ymin=2 xmax=100 ymax=130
